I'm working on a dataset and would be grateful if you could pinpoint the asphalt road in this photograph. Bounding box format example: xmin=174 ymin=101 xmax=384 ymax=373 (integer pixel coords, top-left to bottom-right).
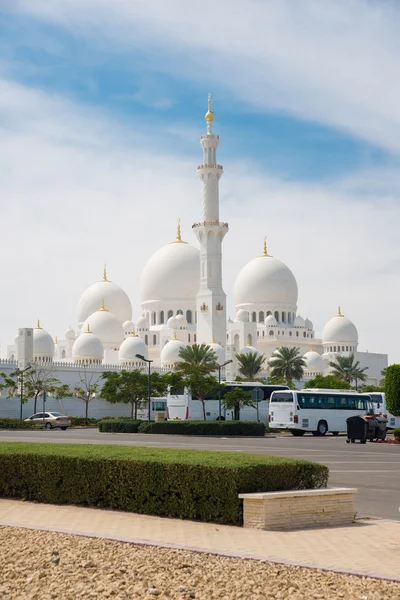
xmin=1 ymin=429 xmax=399 ymax=521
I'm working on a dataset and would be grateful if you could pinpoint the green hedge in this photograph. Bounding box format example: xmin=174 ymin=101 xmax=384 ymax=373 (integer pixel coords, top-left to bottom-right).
xmin=385 ymin=365 xmax=400 ymax=417
xmin=393 ymin=428 xmax=400 ymax=438
xmin=0 ymin=419 xmax=35 ymax=430
xmin=70 ymin=417 xmax=99 ymax=427
xmin=0 ymin=442 xmax=328 ymax=525
xmin=137 ymin=420 xmax=265 ymax=436
xmin=98 ymin=419 xmax=143 ymax=433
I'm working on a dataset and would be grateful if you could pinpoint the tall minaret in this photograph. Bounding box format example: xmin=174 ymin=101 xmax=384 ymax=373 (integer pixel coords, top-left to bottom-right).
xmin=193 ymin=95 xmax=228 ymax=347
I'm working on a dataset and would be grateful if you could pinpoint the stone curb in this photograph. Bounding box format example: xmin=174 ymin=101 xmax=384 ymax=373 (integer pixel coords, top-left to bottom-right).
xmin=96 ymin=432 xmax=277 ymax=439
xmin=0 ymin=520 xmax=399 ymax=584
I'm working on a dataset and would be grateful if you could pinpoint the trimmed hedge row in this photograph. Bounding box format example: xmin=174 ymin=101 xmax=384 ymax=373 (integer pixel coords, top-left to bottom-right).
xmin=393 ymin=428 xmax=400 ymax=438
xmin=0 ymin=442 xmax=329 ymax=525
xmin=70 ymin=417 xmax=99 ymax=427
xmin=98 ymin=419 xmax=142 ymax=433
xmin=0 ymin=419 xmax=35 ymax=430
xmin=137 ymin=420 xmax=266 ymax=436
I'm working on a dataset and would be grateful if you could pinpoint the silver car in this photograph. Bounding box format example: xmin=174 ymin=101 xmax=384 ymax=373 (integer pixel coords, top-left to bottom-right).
xmin=25 ymin=412 xmax=71 ymax=430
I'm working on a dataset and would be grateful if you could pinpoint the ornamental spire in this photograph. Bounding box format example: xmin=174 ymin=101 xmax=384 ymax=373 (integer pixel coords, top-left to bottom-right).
xmin=262 ymin=236 xmax=271 ymax=257
xmin=103 ymin=264 xmax=108 ymax=282
xmin=337 ymin=306 xmax=343 ymax=317
xmin=36 ymin=319 xmax=41 ymax=329
xmin=205 ymin=93 xmax=214 ymax=133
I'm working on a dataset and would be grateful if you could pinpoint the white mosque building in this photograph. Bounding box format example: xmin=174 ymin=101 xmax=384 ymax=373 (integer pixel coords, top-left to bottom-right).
xmin=4 ymin=97 xmax=387 ymax=387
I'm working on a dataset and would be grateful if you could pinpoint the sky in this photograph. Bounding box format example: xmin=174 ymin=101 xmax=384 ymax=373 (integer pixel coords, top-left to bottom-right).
xmin=1 ymin=0 xmax=400 ymax=361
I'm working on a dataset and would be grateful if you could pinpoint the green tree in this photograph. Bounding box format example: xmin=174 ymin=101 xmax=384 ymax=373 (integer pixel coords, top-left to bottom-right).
xmin=175 ymin=343 xmax=218 ymax=375
xmin=385 ymin=364 xmax=400 ymax=416
xmin=358 ymin=384 xmax=384 ymax=393
xmin=304 ymin=375 xmax=350 ymax=390
xmin=184 ymin=372 xmax=219 ymax=421
xmin=222 ymin=387 xmax=255 ymax=421
xmin=235 ymin=352 xmax=266 ymax=380
xmin=269 ymin=347 xmax=306 ymax=384
xmin=74 ymin=370 xmax=102 ymax=424
xmin=328 ymin=353 xmax=368 ymax=388
xmin=24 ymin=364 xmax=71 ymax=413
xmin=380 ymin=367 xmax=387 ymax=388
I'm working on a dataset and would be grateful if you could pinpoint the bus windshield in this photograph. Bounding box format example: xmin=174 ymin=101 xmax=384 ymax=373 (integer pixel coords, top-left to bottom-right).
xmin=270 ymin=392 xmax=293 ymax=403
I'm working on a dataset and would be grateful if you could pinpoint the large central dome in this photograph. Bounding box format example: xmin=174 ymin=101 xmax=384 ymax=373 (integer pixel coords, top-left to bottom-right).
xmin=235 ymin=243 xmax=298 ymax=308
xmin=140 ymin=233 xmax=200 ymax=304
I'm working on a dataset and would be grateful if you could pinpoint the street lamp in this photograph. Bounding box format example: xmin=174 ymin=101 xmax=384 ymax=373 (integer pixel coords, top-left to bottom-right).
xmin=136 ymin=355 xmax=153 ymax=422
xmin=214 ymin=360 xmax=233 ymax=421
xmin=15 ymin=364 xmax=31 ymax=420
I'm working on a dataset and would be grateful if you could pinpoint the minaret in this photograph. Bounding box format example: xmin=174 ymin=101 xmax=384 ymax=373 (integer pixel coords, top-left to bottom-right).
xmin=193 ymin=95 xmax=228 ymax=347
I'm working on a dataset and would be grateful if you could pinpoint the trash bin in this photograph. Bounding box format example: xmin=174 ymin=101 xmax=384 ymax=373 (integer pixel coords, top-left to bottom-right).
xmin=346 ymin=415 xmax=387 ymax=444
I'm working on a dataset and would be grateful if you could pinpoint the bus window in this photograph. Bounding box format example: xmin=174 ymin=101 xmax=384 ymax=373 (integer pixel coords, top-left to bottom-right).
xmin=271 ymin=392 xmax=293 ymax=403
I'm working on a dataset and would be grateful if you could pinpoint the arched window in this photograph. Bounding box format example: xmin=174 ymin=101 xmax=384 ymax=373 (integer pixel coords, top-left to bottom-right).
xmin=257 ymin=331 xmax=260 ymax=337
xmin=282 ymin=312 xmax=286 ymax=323
xmin=269 ymin=330 xmax=274 ymax=336
xmin=177 ymin=309 xmax=183 ymax=315
xmin=346 ymin=346 xmax=348 ymax=351
xmin=334 ymin=346 xmax=336 ymax=352
xmin=10 ymin=354 xmax=14 ymax=361
xmin=252 ymin=312 xmax=257 ymax=323
xmin=188 ymin=334 xmax=191 ymax=342
xmin=289 ymin=331 xmax=292 ymax=337
xmin=153 ymin=334 xmax=157 ymax=345
xmin=160 ymin=311 xmax=164 ymax=324
xmin=274 ymin=311 xmax=279 ymax=321
xmin=267 ymin=311 xmax=272 ymax=316
xmin=145 ymin=335 xmax=148 ymax=346
xmin=247 ymin=334 xmax=252 ymax=346
xmin=61 ymin=350 xmax=66 ymax=359
xmin=152 ymin=312 xmax=156 ymax=325
xmin=186 ymin=310 xmax=192 ymax=324
xmin=194 ymin=334 xmax=197 ymax=342
xmin=303 ymin=332 xmax=306 ymax=338
xmin=259 ymin=311 xmax=264 ymax=323
xmin=342 ymin=346 xmax=345 ymax=352
xmin=296 ymin=331 xmax=299 ymax=337
xmin=168 ymin=310 xmax=173 ymax=319
xmin=262 ymin=330 xmax=265 ymax=337
xmin=288 ymin=312 xmax=292 ymax=324
xmin=234 ymin=334 xmax=240 ymax=347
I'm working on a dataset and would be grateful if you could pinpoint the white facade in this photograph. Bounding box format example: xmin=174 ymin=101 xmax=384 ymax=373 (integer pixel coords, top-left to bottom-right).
xmin=4 ymin=97 xmax=387 ymax=393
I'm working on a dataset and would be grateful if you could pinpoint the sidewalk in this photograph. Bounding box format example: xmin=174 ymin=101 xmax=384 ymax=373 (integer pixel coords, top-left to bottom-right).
xmin=0 ymin=499 xmax=399 ymax=582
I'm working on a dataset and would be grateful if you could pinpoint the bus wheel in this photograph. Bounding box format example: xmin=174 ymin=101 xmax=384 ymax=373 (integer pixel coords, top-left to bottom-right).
xmin=291 ymin=430 xmax=305 ymax=436
xmin=332 ymin=431 xmax=339 ymax=436
xmin=316 ymin=421 xmax=328 ymax=436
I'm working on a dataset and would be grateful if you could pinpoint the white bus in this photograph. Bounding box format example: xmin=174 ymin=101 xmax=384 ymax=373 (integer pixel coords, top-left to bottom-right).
xmin=167 ymin=382 xmax=289 ymax=422
xmin=269 ymin=388 xmax=374 ymax=436
xmin=368 ymin=392 xmax=400 ymax=430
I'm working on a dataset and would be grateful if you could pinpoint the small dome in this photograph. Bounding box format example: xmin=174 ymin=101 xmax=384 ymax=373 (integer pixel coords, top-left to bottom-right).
xmin=322 ymin=308 xmax=358 ymax=345
xmin=305 ymin=318 xmax=313 ymax=330
xmin=136 ymin=315 xmax=149 ymax=331
xmin=167 ymin=315 xmax=180 ymax=329
xmin=65 ymin=327 xmax=76 ymax=340
xmin=77 ymin=268 xmax=132 ymax=326
xmin=294 ymin=315 xmax=305 ymax=327
xmin=239 ymin=344 xmax=259 ymax=356
xmin=119 ymin=335 xmax=148 ymax=363
xmin=122 ymin=320 xmax=135 ymax=335
xmin=33 ymin=322 xmax=55 ymax=359
xmin=175 ymin=314 xmax=187 ymax=329
xmin=303 ymin=350 xmax=324 ymax=373
xmin=208 ymin=341 xmax=225 ymax=365
xmin=82 ymin=303 xmax=124 ymax=349
xmin=265 ymin=314 xmax=277 ymax=327
xmin=161 ymin=337 xmax=186 ymax=366
xmin=72 ymin=329 xmax=104 ymax=363
xmin=235 ymin=309 xmax=249 ymax=323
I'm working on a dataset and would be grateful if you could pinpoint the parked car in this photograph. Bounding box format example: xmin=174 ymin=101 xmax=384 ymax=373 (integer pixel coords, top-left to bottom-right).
xmin=24 ymin=412 xmax=71 ymax=430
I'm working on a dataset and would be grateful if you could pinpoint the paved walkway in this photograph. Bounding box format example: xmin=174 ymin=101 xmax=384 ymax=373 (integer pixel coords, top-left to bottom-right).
xmin=0 ymin=499 xmax=399 ymax=582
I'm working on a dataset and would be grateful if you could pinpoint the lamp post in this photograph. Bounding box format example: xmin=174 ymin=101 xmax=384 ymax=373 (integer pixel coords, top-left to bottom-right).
xmin=136 ymin=355 xmax=153 ymax=422
xmin=15 ymin=365 xmax=31 ymax=420
xmin=214 ymin=360 xmax=233 ymax=421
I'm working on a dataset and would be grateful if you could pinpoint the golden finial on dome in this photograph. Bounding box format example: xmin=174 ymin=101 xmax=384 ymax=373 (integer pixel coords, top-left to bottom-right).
xmin=262 ymin=236 xmax=270 ymax=257
xmin=211 ymin=335 xmax=215 ymax=344
xmin=173 ymin=331 xmax=177 ymax=340
xmin=55 ymin=336 xmax=58 ymax=344
xmin=131 ymin=327 xmax=136 ymax=337
xmin=86 ymin=323 xmax=91 ymax=333
xmin=337 ymin=306 xmax=343 ymax=317
xmin=102 ymin=264 xmax=108 ymax=282
xmin=99 ymin=298 xmax=108 ymax=312
xmin=36 ymin=319 xmax=42 ymax=329
xmin=205 ymin=93 xmax=214 ymax=122
xmin=170 ymin=218 xmax=187 ymax=244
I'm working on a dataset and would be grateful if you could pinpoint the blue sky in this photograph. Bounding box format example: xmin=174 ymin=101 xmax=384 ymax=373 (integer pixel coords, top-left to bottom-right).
xmin=1 ymin=0 xmax=400 ymax=360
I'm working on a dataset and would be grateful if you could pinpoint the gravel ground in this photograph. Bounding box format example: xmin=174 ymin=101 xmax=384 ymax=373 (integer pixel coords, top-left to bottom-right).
xmin=0 ymin=527 xmax=399 ymax=599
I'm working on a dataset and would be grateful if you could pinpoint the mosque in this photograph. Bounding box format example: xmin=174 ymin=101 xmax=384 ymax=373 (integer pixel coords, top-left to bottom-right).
xmin=5 ymin=97 xmax=387 ymax=387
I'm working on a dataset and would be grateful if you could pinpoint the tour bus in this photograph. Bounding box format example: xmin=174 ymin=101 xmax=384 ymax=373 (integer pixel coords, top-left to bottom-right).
xmin=269 ymin=388 xmax=374 ymax=436
xmin=167 ymin=382 xmax=289 ymax=422
xmin=367 ymin=392 xmax=399 ymax=430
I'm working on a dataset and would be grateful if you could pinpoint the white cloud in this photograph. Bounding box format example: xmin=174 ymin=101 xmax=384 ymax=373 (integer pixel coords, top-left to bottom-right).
xmin=0 ymin=76 xmax=399 ymax=361
xmin=11 ymin=0 xmax=400 ymax=153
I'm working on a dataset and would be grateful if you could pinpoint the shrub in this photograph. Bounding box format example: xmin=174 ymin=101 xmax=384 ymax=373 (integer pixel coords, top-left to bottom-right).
xmin=69 ymin=417 xmax=99 ymax=427
xmin=0 ymin=442 xmax=328 ymax=525
xmin=385 ymin=365 xmax=400 ymax=417
xmin=393 ymin=428 xmax=400 ymax=439
xmin=137 ymin=420 xmax=265 ymax=436
xmin=0 ymin=419 xmax=35 ymax=430
xmin=98 ymin=419 xmax=142 ymax=433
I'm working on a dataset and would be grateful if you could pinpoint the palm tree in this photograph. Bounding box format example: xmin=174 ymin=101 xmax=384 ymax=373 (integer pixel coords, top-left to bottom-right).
xmin=235 ymin=352 xmax=266 ymax=380
xmin=269 ymin=347 xmax=306 ymax=383
xmin=329 ymin=353 xmax=368 ymax=389
xmin=176 ymin=343 xmax=218 ymax=375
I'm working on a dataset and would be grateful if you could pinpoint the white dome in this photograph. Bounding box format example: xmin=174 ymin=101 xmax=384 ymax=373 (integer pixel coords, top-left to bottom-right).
xmin=65 ymin=327 xmax=76 ymax=340
xmin=167 ymin=316 xmax=180 ymax=329
xmin=235 ymin=253 xmax=298 ymax=308
xmin=235 ymin=309 xmax=249 ymax=323
xmin=72 ymin=330 xmax=104 ymax=363
xmin=82 ymin=306 xmax=124 ymax=349
xmin=208 ymin=341 xmax=225 ymax=365
xmin=122 ymin=320 xmax=135 ymax=334
xmin=294 ymin=315 xmax=305 ymax=327
xmin=239 ymin=345 xmax=259 ymax=356
xmin=77 ymin=272 xmax=132 ymax=326
xmin=305 ymin=318 xmax=313 ymax=330
xmin=161 ymin=338 xmax=186 ymax=366
xmin=265 ymin=314 xmax=277 ymax=326
xmin=136 ymin=315 xmax=149 ymax=331
xmin=140 ymin=240 xmax=200 ymax=304
xmin=119 ymin=335 xmax=148 ymax=363
xmin=303 ymin=350 xmax=324 ymax=373
xmin=176 ymin=314 xmax=187 ymax=328
xmin=322 ymin=310 xmax=358 ymax=345
xmin=33 ymin=324 xmax=55 ymax=358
